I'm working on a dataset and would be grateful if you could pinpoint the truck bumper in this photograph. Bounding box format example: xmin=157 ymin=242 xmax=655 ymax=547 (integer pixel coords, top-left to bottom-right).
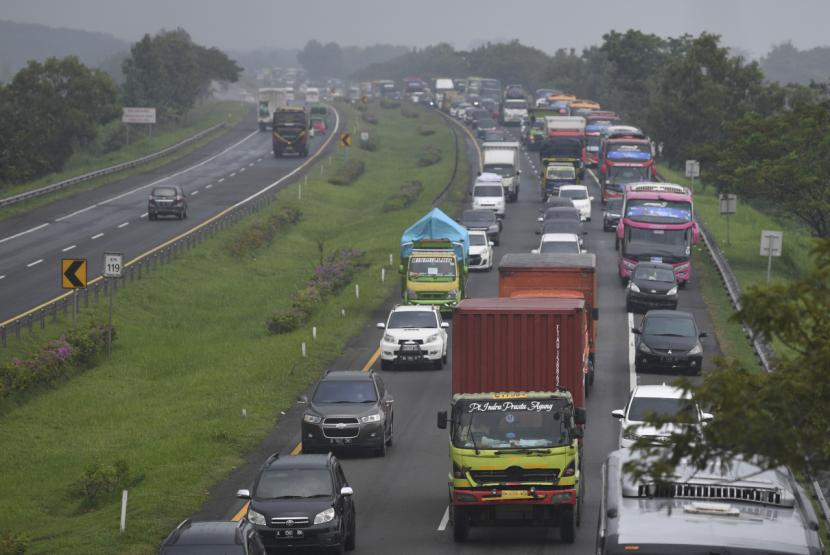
xmin=451 ymin=487 xmax=576 ymax=507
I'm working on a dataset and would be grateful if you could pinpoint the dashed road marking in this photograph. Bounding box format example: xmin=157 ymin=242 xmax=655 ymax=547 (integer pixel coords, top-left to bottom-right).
xmin=117 ymin=222 xmax=129 ymax=229
xmin=26 ymin=259 xmax=43 ymax=268
xmin=0 ymin=223 xmax=49 ymax=246
xmin=206 ymin=184 xmax=213 ymax=189
xmin=140 ymin=212 xmax=148 ymax=218
xmin=191 ymin=190 xmax=199 ymax=196
xmin=438 ymin=506 xmax=450 ymax=531
xmin=239 ymin=167 xmax=246 ymax=173
xmin=230 ymin=172 xmax=236 ymax=177
xmin=91 ymin=232 xmax=104 ymax=240
xmin=62 ymin=245 xmax=77 ymax=252
xmin=218 ymin=177 xmax=225 ymax=183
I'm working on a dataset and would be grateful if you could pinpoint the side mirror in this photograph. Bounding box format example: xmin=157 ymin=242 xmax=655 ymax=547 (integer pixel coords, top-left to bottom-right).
xmin=537 ymin=217 xmax=543 ymax=222
xmin=376 ymin=322 xmax=386 ymax=329
xmin=237 ymin=489 xmax=251 ymax=499
xmin=701 ymin=412 xmax=714 ymax=423
xmin=437 ymin=410 xmax=448 ymax=429
xmin=535 ymin=230 xmax=541 ymax=235
xmin=574 ymin=407 xmax=587 ymax=426
xmin=589 ymin=196 xmax=595 ymax=201
xmin=699 ymin=332 xmax=708 ymax=338
xmin=611 ymin=409 xmax=625 ymax=419
xmin=631 ymin=328 xmax=640 ymax=335
xmin=516 ymin=170 xmax=522 ymax=175
xmin=340 ymin=486 xmax=354 ymax=496
xmin=489 ymin=241 xmax=494 ymax=247
xmin=592 ymin=308 xmax=599 ymax=321
xmin=297 ymin=394 xmax=308 ymax=404
xmin=441 ymin=322 xmax=450 ymax=328
xmin=531 ymin=249 xmax=540 ymax=254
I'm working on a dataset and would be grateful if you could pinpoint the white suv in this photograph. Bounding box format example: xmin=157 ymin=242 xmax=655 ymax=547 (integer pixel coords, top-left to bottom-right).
xmin=558 ymin=185 xmax=593 ymax=221
xmin=472 ymin=173 xmax=506 ymax=218
xmin=611 ymin=384 xmax=713 ymax=449
xmin=532 ymin=232 xmax=583 ymax=255
xmin=377 ymin=305 xmax=449 ymax=370
xmin=468 ymin=230 xmax=494 ymax=271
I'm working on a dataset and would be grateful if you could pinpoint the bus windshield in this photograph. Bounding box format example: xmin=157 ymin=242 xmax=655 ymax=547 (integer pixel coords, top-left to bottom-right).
xmin=607 ymin=143 xmax=652 ymax=161
xmin=623 ymin=227 xmax=691 ymax=262
xmin=625 ymin=199 xmax=692 ymax=223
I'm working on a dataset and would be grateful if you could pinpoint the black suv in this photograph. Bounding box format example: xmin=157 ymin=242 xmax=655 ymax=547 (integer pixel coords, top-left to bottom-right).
xmin=602 ymin=197 xmax=622 ymax=232
xmin=148 ymin=185 xmax=188 ymax=220
xmin=633 ymin=310 xmax=707 ymax=375
xmin=158 ymin=519 xmax=266 ymax=554
xmin=237 ymin=453 xmax=356 ymax=553
xmin=626 ymin=262 xmax=679 ymax=313
xmin=459 ymin=209 xmax=501 ymax=245
xmin=300 ymin=371 xmax=394 ymax=457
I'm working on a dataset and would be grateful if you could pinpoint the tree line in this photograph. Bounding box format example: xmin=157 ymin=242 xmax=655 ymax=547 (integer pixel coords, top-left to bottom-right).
xmin=0 ymin=28 xmax=240 ymax=189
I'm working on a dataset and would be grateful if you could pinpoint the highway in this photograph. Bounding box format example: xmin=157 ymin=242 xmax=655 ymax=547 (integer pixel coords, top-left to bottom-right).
xmin=203 ymin=116 xmax=721 ymax=552
xmin=0 ymin=107 xmax=339 ymax=325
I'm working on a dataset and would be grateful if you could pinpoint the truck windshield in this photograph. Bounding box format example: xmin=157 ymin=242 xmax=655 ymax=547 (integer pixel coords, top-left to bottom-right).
xmin=258 ymin=102 xmax=270 ymax=117
xmin=586 ymin=136 xmax=602 ymax=151
xmin=505 ymin=100 xmax=527 ymax=109
xmin=607 ymin=143 xmax=652 ymax=161
xmin=623 ymin=227 xmax=691 ymax=262
xmin=409 ymin=257 xmax=456 ymax=278
xmin=625 ymin=199 xmax=692 ymax=223
xmin=483 ymin=164 xmax=514 ymax=177
xmin=274 ymin=112 xmax=306 ymax=127
xmin=609 ymin=166 xmax=650 ymax=183
xmin=546 ymin=167 xmax=576 ymax=180
xmin=452 ymin=399 xmax=572 ymax=449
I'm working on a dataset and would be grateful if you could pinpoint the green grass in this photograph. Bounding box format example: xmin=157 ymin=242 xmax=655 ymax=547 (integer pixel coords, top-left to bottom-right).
xmin=0 ymin=100 xmax=465 ymax=554
xmin=0 ymin=101 xmax=250 ymax=221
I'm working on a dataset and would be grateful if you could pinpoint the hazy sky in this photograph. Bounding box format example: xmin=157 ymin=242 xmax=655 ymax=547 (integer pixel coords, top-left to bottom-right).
xmin=2 ymin=0 xmax=829 ymax=57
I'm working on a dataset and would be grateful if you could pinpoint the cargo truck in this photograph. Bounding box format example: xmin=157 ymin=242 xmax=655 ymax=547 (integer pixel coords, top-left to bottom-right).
xmin=272 ymin=107 xmax=309 ymax=157
xmin=438 ymin=297 xmax=588 ymax=543
xmin=482 ymin=142 xmax=521 ymax=202
xmin=400 ymin=208 xmax=469 ymax=313
xmin=498 ymin=253 xmax=598 ymax=394
xmin=257 ymin=87 xmax=288 ymax=131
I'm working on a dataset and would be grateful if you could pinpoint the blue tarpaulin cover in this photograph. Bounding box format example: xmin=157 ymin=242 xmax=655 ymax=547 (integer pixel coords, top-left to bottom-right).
xmin=400 ymin=207 xmax=469 ymax=262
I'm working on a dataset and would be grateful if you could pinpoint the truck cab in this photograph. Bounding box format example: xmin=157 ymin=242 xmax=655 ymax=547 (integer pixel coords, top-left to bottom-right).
xmin=402 ymin=244 xmax=464 ymax=313
xmin=481 ymin=143 xmax=521 ymax=202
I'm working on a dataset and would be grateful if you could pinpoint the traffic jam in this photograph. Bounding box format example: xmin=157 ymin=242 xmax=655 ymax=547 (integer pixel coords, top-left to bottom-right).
xmin=159 ymin=78 xmax=822 ymax=554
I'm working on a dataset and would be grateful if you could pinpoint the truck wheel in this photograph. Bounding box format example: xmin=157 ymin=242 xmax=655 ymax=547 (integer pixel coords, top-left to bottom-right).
xmin=452 ymin=507 xmax=469 ymax=543
xmin=559 ymin=505 xmax=576 ymax=543
xmin=584 ymin=374 xmax=590 ymax=399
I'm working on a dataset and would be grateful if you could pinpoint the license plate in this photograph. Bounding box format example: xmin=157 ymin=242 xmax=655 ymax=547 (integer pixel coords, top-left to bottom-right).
xmin=332 ymin=438 xmax=352 ymax=444
xmin=401 ymin=344 xmax=419 ymax=352
xmin=500 ymin=490 xmax=531 ymax=499
xmin=276 ymin=529 xmax=304 ymax=538
xmin=650 ymin=256 xmax=663 ymax=263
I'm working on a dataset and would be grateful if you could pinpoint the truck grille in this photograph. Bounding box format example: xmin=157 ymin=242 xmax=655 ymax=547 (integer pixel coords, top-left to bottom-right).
xmin=470 ymin=467 xmax=560 ymax=484
xmin=417 ymin=293 xmax=448 ymax=300
xmin=322 ymin=417 xmax=359 ymax=439
xmin=637 ymin=483 xmax=785 ymax=506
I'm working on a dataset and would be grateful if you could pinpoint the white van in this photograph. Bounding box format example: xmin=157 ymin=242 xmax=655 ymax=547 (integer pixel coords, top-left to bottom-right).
xmin=482 ymin=142 xmax=521 ymax=202
xmin=472 ymin=173 xmax=506 ymax=217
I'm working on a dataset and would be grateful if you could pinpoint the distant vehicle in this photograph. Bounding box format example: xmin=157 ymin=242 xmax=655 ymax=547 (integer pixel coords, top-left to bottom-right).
xmin=522 ymin=118 xmax=545 ymax=150
xmin=542 ymin=163 xmax=577 ymax=200
xmin=377 ymin=305 xmax=449 ymax=370
xmin=304 ymin=87 xmax=320 ymax=104
xmin=459 ymin=208 xmax=500 ymax=245
xmin=602 ymin=197 xmax=623 ymax=232
xmin=472 ymin=174 xmax=506 ymax=217
xmin=475 ymin=118 xmax=498 ymax=139
xmin=481 ymin=142 xmax=521 ymax=201
xmin=611 ymin=383 xmax=711 ymax=449
xmin=598 ymin=450 xmax=823 ymax=555
xmin=504 ymin=84 xmax=526 ymax=100
xmin=632 ymin=310 xmax=706 ymax=375
xmin=501 ymin=98 xmax=529 ymax=125
xmin=544 ymin=196 xmax=575 ymax=209
xmin=272 ymin=107 xmax=309 ymax=157
xmin=558 ymin=185 xmax=593 ymax=221
xmin=256 ymin=87 xmax=288 ymax=131
xmin=467 ymin=230 xmax=494 ymax=271
xmin=236 ymin=453 xmax=356 ymax=552
xmin=148 ymin=185 xmax=187 ymax=220
xmin=602 ymin=166 xmax=652 ymax=203
xmin=626 ymin=261 xmax=679 ymax=313
xmin=158 ymin=519 xmax=266 ymax=555
xmin=538 ymin=206 xmax=581 ymax=226
xmin=538 ymin=220 xmax=585 ymax=247
xmin=481 ymin=130 xmax=508 ymax=142
xmin=532 ymin=232 xmax=583 ymax=255
xmin=299 ymin=371 xmax=394 ymax=456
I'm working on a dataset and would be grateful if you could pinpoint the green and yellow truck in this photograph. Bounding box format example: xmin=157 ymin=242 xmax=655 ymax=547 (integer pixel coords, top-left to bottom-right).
xmin=438 ymin=297 xmax=589 ymax=543
xmin=399 ymin=208 xmax=469 ymax=314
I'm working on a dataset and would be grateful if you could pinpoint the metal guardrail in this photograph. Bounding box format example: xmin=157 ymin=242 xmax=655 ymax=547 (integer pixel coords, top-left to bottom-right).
xmin=0 ymin=122 xmax=226 ymax=208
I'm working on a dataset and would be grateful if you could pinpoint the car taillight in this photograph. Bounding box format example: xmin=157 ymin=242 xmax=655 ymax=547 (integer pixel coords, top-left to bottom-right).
xmin=174 ymin=196 xmax=183 ymax=204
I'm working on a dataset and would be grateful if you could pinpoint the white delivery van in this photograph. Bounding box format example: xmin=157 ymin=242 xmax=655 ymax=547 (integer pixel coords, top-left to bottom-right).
xmin=501 ymin=99 xmax=529 ymax=125
xmin=472 ymin=173 xmax=506 ymax=217
xmin=481 ymin=141 xmax=521 ymax=202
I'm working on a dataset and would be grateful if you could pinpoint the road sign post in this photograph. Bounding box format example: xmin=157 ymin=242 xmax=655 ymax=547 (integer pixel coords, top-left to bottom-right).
xmin=719 ymin=193 xmax=737 ymax=245
xmin=685 ymin=160 xmax=700 ymax=191
xmin=103 ymin=253 xmax=123 ymax=357
xmin=759 ymin=230 xmax=783 ymax=283
xmin=340 ymin=132 xmax=352 ymax=160
xmin=61 ymin=258 xmax=88 ymax=326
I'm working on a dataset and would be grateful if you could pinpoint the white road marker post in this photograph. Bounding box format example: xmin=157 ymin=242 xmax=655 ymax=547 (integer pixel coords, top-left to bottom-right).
xmin=312 ymin=326 xmax=317 ymax=340
xmin=120 ymin=490 xmax=128 ymax=533
xmin=355 ymin=284 xmax=360 ymax=299
xmin=301 ymin=342 xmax=307 ymax=357
xmin=381 ymin=268 xmax=386 ymax=282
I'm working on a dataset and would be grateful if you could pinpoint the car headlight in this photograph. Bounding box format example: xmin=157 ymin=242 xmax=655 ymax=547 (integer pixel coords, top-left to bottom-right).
xmin=447 ymin=289 xmax=459 ymax=299
xmin=314 ymin=507 xmax=336 ymax=525
xmin=638 ymin=342 xmax=653 ymax=354
xmin=406 ymin=288 xmax=417 ymax=300
xmin=667 ymin=286 xmax=678 ymax=296
xmin=303 ymin=413 xmax=322 ymax=424
xmin=383 ymin=333 xmax=396 ymax=343
xmin=489 ymin=224 xmax=498 ymax=233
xmin=247 ymin=508 xmax=266 ymax=526
xmin=688 ymin=343 xmax=702 ymax=355
xmin=629 ymin=282 xmax=641 ymax=293
xmin=426 ymin=333 xmax=440 ymax=343
xmin=361 ymin=412 xmax=382 ymax=423
xmin=622 ymin=427 xmax=639 ymax=441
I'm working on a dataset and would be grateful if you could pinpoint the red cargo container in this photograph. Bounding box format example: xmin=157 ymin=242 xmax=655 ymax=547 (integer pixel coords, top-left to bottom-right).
xmin=451 ymin=297 xmax=589 ymax=408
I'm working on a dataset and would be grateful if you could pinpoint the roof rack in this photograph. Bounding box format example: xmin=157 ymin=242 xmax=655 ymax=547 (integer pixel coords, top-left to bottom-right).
xmin=636 ymin=481 xmax=792 ymax=507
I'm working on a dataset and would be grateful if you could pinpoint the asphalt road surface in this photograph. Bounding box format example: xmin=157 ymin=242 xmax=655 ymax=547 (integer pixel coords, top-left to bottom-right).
xmin=202 ymin=115 xmax=722 ymax=553
xmin=0 ymin=107 xmax=338 ymax=325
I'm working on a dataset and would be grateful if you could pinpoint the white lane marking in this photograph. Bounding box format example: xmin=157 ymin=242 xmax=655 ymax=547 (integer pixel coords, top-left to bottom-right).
xmin=239 ymin=167 xmax=246 ymax=173
xmin=218 ymin=177 xmax=225 ymax=183
xmin=191 ymin=190 xmax=199 ymax=196
xmin=0 ymin=223 xmax=50 ymax=245
xmin=628 ymin=311 xmax=637 ymax=391
xmin=0 ymin=275 xmax=5 ymax=280
xmin=118 ymin=222 xmax=129 ymax=228
xmin=248 ymin=162 xmax=254 ymax=167
xmin=26 ymin=259 xmax=44 ymax=268
xmin=206 ymin=184 xmax=213 ymax=189
xmin=230 ymin=172 xmax=236 ymax=177
xmin=62 ymin=245 xmax=77 ymax=252
xmin=53 ymin=130 xmax=260 ymax=223
xmin=438 ymin=506 xmax=450 ymax=531
xmin=91 ymin=232 xmax=104 ymax=240
xmin=257 ymin=157 xmax=263 ymax=162
xmin=140 ymin=212 xmax=148 ymax=218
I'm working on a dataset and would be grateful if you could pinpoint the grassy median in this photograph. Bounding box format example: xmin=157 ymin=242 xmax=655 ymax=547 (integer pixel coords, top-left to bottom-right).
xmin=0 ymin=100 xmax=465 ymax=554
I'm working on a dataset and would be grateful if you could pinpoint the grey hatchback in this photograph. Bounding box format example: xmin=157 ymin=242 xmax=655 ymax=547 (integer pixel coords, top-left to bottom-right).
xmin=148 ymin=185 xmax=188 ymax=220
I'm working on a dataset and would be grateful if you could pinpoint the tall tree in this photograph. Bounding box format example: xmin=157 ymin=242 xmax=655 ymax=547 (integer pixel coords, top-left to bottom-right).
xmin=297 ymin=40 xmax=345 ymax=80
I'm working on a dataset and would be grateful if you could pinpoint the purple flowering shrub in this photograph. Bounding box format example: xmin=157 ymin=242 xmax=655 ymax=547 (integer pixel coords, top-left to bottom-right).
xmin=228 ymin=206 xmax=302 ymax=257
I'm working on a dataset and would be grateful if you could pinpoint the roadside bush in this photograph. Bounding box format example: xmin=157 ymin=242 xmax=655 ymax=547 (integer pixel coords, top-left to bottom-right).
xmin=361 ymin=112 xmax=379 ymax=125
xmin=418 ymin=126 xmax=435 ymax=136
xmin=401 ymin=106 xmax=420 ymax=119
xmin=68 ymin=459 xmax=139 ymax=511
xmin=359 ymin=135 xmax=378 ymax=152
xmin=227 ymin=206 xmax=302 ymax=257
xmin=380 ymin=98 xmax=400 ymax=109
xmin=266 ymin=249 xmax=368 ymax=335
xmin=0 ymin=530 xmax=28 ymax=555
xmin=355 ymin=103 xmax=368 ymax=112
xmin=382 ymin=181 xmax=424 ymax=212
xmin=417 ymin=145 xmax=442 ymax=167
xmin=328 ymin=160 xmax=366 ymax=186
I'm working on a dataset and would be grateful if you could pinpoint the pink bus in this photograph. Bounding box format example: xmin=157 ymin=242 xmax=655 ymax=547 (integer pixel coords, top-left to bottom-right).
xmin=616 ymin=183 xmax=699 ymax=285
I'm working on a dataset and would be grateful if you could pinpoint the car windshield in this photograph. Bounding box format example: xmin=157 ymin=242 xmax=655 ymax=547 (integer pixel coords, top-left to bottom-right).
xmin=255 ymin=468 xmax=333 ymax=500
xmin=409 ymin=257 xmax=456 ymax=278
xmin=628 ymin=397 xmax=698 ymax=422
xmin=634 ymin=267 xmax=676 ymax=283
xmin=452 ymin=398 xmax=572 ymax=449
xmin=474 ymin=185 xmax=503 ymax=197
xmin=546 ymin=167 xmax=575 ymax=179
xmin=152 ymin=187 xmax=177 ymax=197
xmin=643 ymin=316 xmax=696 ymax=337
xmin=606 ymin=199 xmax=623 ymax=212
xmin=560 ymin=188 xmax=588 ymax=200
xmin=313 ymin=380 xmax=377 ymax=403
xmin=540 ymin=241 xmax=580 ymax=254
xmin=624 ymin=227 xmax=691 ymax=261
xmin=463 ymin=210 xmax=495 ymax=222
xmin=484 ymin=164 xmax=514 ymax=177
xmin=541 ymin=221 xmax=580 ymax=235
xmin=387 ymin=311 xmax=437 ymax=328
xmin=469 ymin=234 xmax=488 ymax=246
xmin=544 ymin=208 xmax=579 ymax=221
